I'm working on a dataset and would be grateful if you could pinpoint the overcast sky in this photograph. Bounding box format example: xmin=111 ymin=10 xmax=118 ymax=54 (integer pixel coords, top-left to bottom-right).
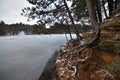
xmin=0 ymin=0 xmax=37 ymax=24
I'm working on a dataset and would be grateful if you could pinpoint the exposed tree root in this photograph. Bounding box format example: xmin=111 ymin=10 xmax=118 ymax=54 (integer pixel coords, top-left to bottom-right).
xmin=55 ymin=15 xmax=120 ymax=80
xmin=58 ymin=26 xmax=101 ymax=79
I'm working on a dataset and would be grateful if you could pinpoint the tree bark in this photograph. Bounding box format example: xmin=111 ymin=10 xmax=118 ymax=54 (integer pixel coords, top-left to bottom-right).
xmin=85 ymin=0 xmax=100 ymax=47
xmin=85 ymin=0 xmax=99 ymax=28
xmin=96 ymin=0 xmax=102 ymax=23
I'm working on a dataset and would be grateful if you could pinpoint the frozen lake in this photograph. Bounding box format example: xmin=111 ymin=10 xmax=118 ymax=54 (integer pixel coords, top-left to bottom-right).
xmin=0 ymin=34 xmax=75 ymax=80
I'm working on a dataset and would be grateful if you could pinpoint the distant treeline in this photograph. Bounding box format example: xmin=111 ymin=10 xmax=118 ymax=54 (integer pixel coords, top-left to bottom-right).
xmin=0 ymin=21 xmax=92 ymax=36
xmin=49 ymin=22 xmax=92 ymax=34
xmin=0 ymin=21 xmax=49 ymax=36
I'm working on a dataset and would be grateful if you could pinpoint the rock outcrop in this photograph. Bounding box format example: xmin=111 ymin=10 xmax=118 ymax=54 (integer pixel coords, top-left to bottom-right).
xmin=54 ymin=16 xmax=120 ymax=80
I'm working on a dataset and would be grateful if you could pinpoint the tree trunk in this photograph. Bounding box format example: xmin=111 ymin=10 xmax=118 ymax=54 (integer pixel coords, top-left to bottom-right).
xmin=85 ymin=0 xmax=99 ymax=28
xmin=63 ymin=0 xmax=82 ymax=40
xmin=85 ymin=0 xmax=100 ymax=47
xmin=66 ymin=20 xmax=73 ymax=39
xmin=107 ymin=0 xmax=113 ymax=17
xmin=96 ymin=0 xmax=102 ymax=23
xmin=115 ymin=0 xmax=118 ymax=9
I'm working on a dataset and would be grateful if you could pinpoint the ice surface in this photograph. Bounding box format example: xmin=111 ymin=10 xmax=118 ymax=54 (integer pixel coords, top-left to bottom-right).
xmin=0 ymin=34 xmax=75 ymax=80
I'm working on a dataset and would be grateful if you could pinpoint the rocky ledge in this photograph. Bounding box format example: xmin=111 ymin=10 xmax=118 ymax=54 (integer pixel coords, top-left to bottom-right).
xmin=54 ymin=16 xmax=120 ymax=80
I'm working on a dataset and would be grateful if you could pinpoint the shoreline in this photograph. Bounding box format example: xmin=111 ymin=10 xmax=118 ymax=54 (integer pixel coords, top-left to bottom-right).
xmin=39 ymin=51 xmax=59 ymax=80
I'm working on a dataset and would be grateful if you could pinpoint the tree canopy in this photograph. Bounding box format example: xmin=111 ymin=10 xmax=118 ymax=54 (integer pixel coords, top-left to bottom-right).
xmin=22 ymin=0 xmax=120 ymax=39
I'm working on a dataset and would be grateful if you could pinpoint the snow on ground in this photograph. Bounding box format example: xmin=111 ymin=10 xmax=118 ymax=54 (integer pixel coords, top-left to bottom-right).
xmin=0 ymin=34 xmax=75 ymax=80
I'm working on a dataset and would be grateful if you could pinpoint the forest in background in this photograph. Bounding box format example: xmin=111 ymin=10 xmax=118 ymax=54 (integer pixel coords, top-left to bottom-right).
xmin=0 ymin=21 xmax=92 ymax=36
xmin=0 ymin=21 xmax=49 ymax=36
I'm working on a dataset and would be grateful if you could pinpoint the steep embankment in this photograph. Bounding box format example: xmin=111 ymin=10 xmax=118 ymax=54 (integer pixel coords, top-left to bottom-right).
xmin=54 ymin=16 xmax=120 ymax=80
